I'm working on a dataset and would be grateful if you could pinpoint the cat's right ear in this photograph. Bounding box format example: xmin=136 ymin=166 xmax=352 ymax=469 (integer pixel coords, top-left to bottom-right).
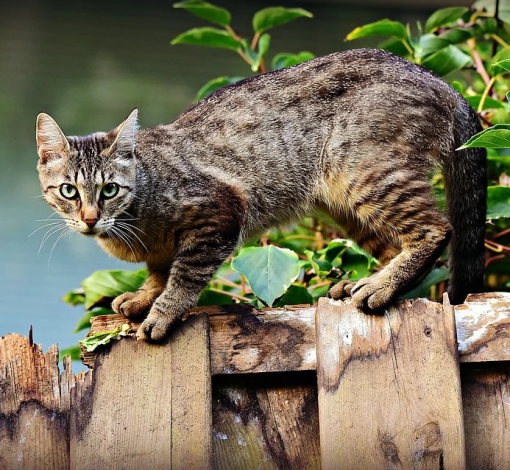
xmin=36 ymin=113 xmax=70 ymax=165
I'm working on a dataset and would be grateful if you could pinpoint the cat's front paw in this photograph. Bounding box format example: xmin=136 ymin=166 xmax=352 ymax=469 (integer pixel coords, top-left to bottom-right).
xmin=350 ymin=273 xmax=395 ymax=311
xmin=328 ymin=280 xmax=355 ymax=300
xmin=136 ymin=308 xmax=179 ymax=342
xmin=112 ymin=291 xmax=155 ymax=320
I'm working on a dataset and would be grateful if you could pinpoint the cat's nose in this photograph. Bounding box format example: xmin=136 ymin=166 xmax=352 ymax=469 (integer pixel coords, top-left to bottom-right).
xmin=83 ymin=218 xmax=98 ymax=228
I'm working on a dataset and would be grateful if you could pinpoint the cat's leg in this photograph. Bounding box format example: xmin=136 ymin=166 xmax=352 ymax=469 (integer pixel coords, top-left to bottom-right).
xmin=112 ymin=270 xmax=167 ymax=319
xmin=137 ymin=229 xmax=240 ymax=341
xmin=329 ymin=203 xmax=451 ymax=310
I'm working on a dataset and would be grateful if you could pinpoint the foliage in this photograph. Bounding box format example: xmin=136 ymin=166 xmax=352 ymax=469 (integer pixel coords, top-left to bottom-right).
xmin=62 ymin=1 xmax=510 ymax=355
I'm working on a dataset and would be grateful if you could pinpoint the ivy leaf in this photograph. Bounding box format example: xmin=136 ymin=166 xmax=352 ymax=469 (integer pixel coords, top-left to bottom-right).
xmin=271 ymin=51 xmax=315 ymax=69
xmin=252 ymin=7 xmax=313 ymax=35
xmin=173 ymin=1 xmax=231 ymax=27
xmin=74 ymin=307 xmax=114 ymax=333
xmin=195 ymin=76 xmax=244 ymax=101
xmin=79 ymin=324 xmax=132 ymax=353
xmin=82 ymin=269 xmax=147 ymax=310
xmin=171 ymin=27 xmax=241 ymax=51
xmin=274 ymin=285 xmax=313 ymax=307
xmin=231 ymin=245 xmax=300 ymax=306
xmin=399 ymin=268 xmax=450 ymax=299
xmin=491 ymin=47 xmax=510 ymax=75
xmin=250 ymin=33 xmax=271 ymax=72
xmin=59 ymin=345 xmax=81 ymax=361
xmin=62 ymin=288 xmax=85 ymax=306
xmin=458 ymin=124 xmax=510 ymax=149
xmin=487 ymin=186 xmax=510 ymax=219
xmin=420 ymin=44 xmax=472 ymax=76
xmin=425 ymin=7 xmax=469 ymax=33
xmin=346 ymin=19 xmax=408 ymax=41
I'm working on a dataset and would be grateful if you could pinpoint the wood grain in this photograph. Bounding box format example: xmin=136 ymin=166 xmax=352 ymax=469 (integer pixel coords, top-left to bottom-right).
xmin=0 ymin=332 xmax=73 ymax=470
xmin=455 ymin=292 xmax=510 ymax=363
xmin=70 ymin=313 xmax=212 ymax=470
xmin=83 ymin=304 xmax=316 ymax=375
xmin=461 ymin=363 xmax=510 ymax=470
xmin=212 ymin=372 xmax=320 ymax=470
xmin=316 ymin=297 xmax=465 ymax=470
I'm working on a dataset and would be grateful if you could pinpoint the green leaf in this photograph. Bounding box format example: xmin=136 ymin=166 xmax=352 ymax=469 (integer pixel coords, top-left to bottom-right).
xmin=231 ymin=245 xmax=300 ymax=306
xmin=399 ymin=268 xmax=450 ymax=299
xmin=487 ymin=186 xmax=510 ymax=219
xmin=274 ymin=285 xmax=313 ymax=307
xmin=195 ymin=76 xmax=244 ymax=101
xmin=473 ymin=0 xmax=510 ymax=25
xmin=458 ymin=124 xmax=510 ymax=149
xmin=171 ymin=27 xmax=241 ymax=51
xmin=79 ymin=324 xmax=132 ymax=352
xmin=439 ymin=27 xmax=473 ymax=44
xmin=173 ymin=1 xmax=231 ymax=27
xmin=420 ymin=44 xmax=472 ymax=76
xmin=250 ymin=33 xmax=271 ymax=72
xmin=417 ymin=34 xmax=452 ymax=58
xmin=62 ymin=288 xmax=85 ymax=306
xmin=346 ymin=19 xmax=408 ymax=41
xmin=271 ymin=51 xmax=315 ymax=70
xmin=252 ymin=7 xmax=313 ymax=34
xmin=74 ymin=307 xmax=114 ymax=333
xmin=378 ymin=38 xmax=412 ymax=58
xmin=197 ymin=288 xmax=234 ymax=306
xmin=59 ymin=345 xmax=81 ymax=361
xmin=425 ymin=7 xmax=469 ymax=33
xmin=82 ymin=269 xmax=147 ymax=310
xmin=304 ymin=249 xmax=332 ymax=277
xmin=465 ymin=95 xmax=506 ymax=110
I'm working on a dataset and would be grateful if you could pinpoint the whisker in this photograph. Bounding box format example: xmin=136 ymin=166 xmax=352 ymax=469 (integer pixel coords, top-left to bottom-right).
xmin=109 ymin=226 xmax=137 ymax=258
xmin=29 ymin=221 xmax=64 ymax=238
xmin=48 ymin=227 xmax=72 ymax=264
xmin=38 ymin=225 xmax=66 ymax=255
xmin=116 ymin=222 xmax=149 ymax=251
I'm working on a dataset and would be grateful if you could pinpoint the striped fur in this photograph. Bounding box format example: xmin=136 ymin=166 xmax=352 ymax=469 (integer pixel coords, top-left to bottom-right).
xmin=36 ymin=49 xmax=486 ymax=341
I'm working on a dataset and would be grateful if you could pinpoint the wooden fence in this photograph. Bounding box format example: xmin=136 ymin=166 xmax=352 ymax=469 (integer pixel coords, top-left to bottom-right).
xmin=1 ymin=292 xmax=509 ymax=469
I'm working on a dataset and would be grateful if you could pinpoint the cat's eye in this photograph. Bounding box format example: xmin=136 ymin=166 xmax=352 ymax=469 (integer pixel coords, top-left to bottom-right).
xmin=101 ymin=183 xmax=119 ymax=199
xmin=60 ymin=184 xmax=78 ymax=200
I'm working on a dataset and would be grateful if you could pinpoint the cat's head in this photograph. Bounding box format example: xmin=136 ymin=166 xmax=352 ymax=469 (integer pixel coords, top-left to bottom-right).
xmin=36 ymin=110 xmax=139 ymax=237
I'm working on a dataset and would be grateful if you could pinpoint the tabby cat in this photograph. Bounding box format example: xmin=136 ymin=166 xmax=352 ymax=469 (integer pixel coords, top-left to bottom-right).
xmin=36 ymin=49 xmax=486 ymax=341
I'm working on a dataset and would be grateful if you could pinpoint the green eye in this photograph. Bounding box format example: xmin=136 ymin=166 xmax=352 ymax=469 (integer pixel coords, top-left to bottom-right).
xmin=60 ymin=184 xmax=78 ymax=200
xmin=102 ymin=183 xmax=119 ymax=199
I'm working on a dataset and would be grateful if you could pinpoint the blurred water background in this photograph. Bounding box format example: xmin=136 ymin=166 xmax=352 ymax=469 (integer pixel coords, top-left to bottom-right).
xmin=0 ymin=0 xmax=465 ymax=366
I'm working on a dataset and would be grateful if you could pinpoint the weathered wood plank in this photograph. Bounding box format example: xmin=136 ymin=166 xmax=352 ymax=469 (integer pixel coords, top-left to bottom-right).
xmin=0 ymin=333 xmax=72 ymax=470
xmin=316 ymin=297 xmax=465 ymax=470
xmin=84 ymin=305 xmax=316 ymax=374
xmin=461 ymin=363 xmax=510 ymax=470
xmin=455 ymin=292 xmax=510 ymax=363
xmin=70 ymin=314 xmax=211 ymax=470
xmin=212 ymin=372 xmax=320 ymax=470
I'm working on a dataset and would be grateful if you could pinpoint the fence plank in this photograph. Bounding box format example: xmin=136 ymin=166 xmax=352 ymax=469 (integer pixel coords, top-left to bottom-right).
xmin=316 ymin=297 xmax=465 ymax=470
xmin=461 ymin=363 xmax=510 ymax=470
xmin=0 ymin=333 xmax=72 ymax=470
xmin=455 ymin=292 xmax=510 ymax=363
xmin=70 ymin=314 xmax=211 ymax=470
xmin=212 ymin=373 xmax=320 ymax=470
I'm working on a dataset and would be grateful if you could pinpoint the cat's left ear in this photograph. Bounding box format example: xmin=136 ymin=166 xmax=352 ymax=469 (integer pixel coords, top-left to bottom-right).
xmin=105 ymin=109 xmax=139 ymax=158
xmin=36 ymin=113 xmax=70 ymax=165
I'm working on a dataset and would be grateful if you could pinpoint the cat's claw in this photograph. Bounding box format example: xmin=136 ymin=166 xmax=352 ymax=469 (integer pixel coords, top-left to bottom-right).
xmin=350 ymin=275 xmax=394 ymax=311
xmin=112 ymin=291 xmax=153 ymax=320
xmin=328 ymin=280 xmax=355 ymax=300
xmin=137 ymin=310 xmax=176 ymax=342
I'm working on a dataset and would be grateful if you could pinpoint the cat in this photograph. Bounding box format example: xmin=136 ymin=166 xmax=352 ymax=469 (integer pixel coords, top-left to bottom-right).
xmin=36 ymin=48 xmax=486 ymax=342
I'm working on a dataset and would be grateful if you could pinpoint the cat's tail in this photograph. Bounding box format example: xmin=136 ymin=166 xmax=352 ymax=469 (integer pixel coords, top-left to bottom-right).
xmin=443 ymin=99 xmax=486 ymax=304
